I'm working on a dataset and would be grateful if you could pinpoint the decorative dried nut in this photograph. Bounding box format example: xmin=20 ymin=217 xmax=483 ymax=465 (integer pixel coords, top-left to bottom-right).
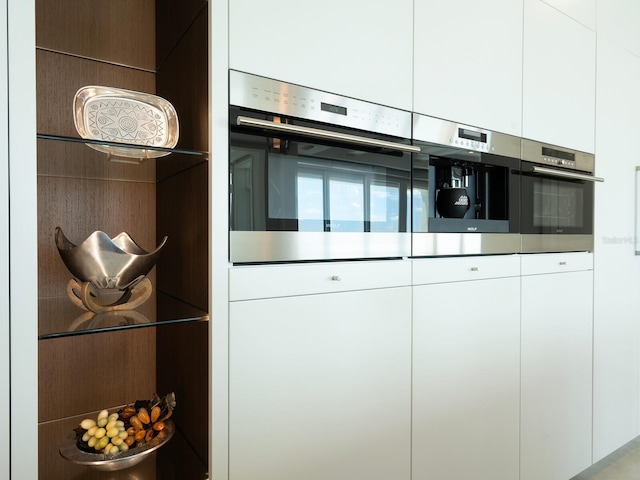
xmin=124 ymin=436 xmax=135 ymax=447
xmin=126 ymin=427 xmax=137 ymax=436
xmin=145 ymin=429 xmax=155 ymax=442
xmin=153 ymin=421 xmax=165 ymax=432
xmin=137 ymin=408 xmax=150 ymax=425
xmin=134 ymin=429 xmax=146 ymax=442
xmin=121 ymin=406 xmax=136 ymax=419
xmin=151 ymin=406 xmax=161 ymax=423
xmin=130 ymin=415 xmax=143 ymax=430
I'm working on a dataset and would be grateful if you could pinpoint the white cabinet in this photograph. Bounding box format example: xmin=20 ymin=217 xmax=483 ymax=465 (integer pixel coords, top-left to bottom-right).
xmin=520 ymin=252 xmax=593 ymax=480
xmin=522 ymin=0 xmax=596 ymax=153
xmin=0 ymin=0 xmax=9 ymax=475
xmin=412 ymin=256 xmax=520 ymax=480
xmin=592 ymin=38 xmax=640 ymax=462
xmin=228 ymin=262 xmax=412 ymax=480
xmin=541 ymin=0 xmax=596 ymax=30
xmin=597 ymin=0 xmax=640 ymax=57
xmin=413 ymin=0 xmax=523 ymax=136
xmin=229 ymin=0 xmax=413 ymax=111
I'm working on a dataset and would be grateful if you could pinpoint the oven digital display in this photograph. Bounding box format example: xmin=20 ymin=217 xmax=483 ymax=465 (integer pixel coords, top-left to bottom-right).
xmin=458 ymin=128 xmax=487 ymax=143
xmin=542 ymin=146 xmax=574 ymax=161
xmin=321 ymin=102 xmax=347 ymax=116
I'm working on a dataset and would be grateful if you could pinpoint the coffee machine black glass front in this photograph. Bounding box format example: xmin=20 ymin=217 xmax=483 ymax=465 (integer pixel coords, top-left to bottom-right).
xmin=412 ymin=114 xmax=521 ymax=256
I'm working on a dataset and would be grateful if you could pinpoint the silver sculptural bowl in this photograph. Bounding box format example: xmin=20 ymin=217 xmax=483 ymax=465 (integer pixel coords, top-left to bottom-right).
xmin=55 ymin=227 xmax=167 ymax=290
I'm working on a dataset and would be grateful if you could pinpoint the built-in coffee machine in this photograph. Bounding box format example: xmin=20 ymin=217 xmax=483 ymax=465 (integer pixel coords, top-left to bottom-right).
xmin=412 ymin=114 xmax=521 ymax=256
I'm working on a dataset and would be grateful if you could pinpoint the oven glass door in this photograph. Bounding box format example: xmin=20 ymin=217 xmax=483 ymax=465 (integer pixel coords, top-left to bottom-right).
xmin=229 ymin=110 xmax=412 ymax=262
xmin=521 ymin=163 xmax=594 ymax=235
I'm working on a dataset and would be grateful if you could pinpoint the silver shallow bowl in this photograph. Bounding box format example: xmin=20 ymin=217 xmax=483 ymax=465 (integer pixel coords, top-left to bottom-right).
xmin=55 ymin=227 xmax=167 ymax=290
xmin=59 ymin=420 xmax=174 ymax=471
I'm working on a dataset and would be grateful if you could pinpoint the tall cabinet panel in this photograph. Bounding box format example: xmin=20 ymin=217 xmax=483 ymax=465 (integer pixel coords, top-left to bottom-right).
xmin=522 ymin=0 xmax=596 ymax=153
xmin=0 ymin=0 xmax=9 ymax=475
xmin=7 ymin=0 xmax=38 ymax=478
xmin=228 ymin=0 xmax=413 ymax=110
xmin=412 ymin=256 xmax=520 ymax=480
xmin=592 ymin=38 xmax=640 ymax=463
xmin=413 ymin=0 xmax=523 ymax=136
xmin=520 ymin=254 xmax=593 ymax=480
xmin=33 ymin=1 xmax=210 ymax=478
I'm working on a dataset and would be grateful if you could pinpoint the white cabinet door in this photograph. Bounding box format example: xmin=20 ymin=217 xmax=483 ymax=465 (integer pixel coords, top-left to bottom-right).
xmin=521 ymin=269 xmax=593 ymax=480
xmin=229 ymin=287 xmax=411 ymax=480
xmin=413 ymin=0 xmax=523 ymax=136
xmin=229 ymin=0 xmax=413 ymax=111
xmin=412 ymin=277 xmax=520 ymax=480
xmin=0 ymin=0 xmax=8 ymax=475
xmin=541 ymin=0 xmax=595 ymax=30
xmin=592 ymin=39 xmax=640 ymax=462
xmin=523 ymin=0 xmax=596 ymax=153
xmin=597 ymin=0 xmax=640 ymax=58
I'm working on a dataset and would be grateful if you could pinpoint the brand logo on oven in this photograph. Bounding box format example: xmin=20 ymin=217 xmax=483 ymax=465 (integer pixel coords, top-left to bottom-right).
xmin=454 ymin=196 xmax=469 ymax=206
xmin=556 ymin=229 xmax=564 ymax=233
xmin=467 ymin=226 xmax=478 ymax=232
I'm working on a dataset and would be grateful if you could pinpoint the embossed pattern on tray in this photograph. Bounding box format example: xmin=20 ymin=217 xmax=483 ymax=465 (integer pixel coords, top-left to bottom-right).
xmin=73 ymin=86 xmax=179 ymax=159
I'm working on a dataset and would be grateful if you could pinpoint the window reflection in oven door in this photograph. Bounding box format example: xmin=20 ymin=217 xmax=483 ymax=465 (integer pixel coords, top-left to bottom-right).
xmin=520 ymin=162 xmax=596 ymax=253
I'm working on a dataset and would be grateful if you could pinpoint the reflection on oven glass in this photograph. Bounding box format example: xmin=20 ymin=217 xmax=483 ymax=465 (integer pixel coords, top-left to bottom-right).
xmin=533 ymin=179 xmax=584 ymax=229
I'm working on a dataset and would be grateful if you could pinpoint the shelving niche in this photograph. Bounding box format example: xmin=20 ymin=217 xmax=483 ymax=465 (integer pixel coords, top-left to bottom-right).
xmin=35 ymin=1 xmax=210 ymax=479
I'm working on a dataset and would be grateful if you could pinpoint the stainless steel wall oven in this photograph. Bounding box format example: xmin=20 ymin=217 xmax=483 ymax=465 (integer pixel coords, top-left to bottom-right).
xmin=229 ymin=70 xmax=418 ymax=263
xmin=520 ymin=139 xmax=603 ymax=253
xmin=412 ymin=114 xmax=522 ymax=256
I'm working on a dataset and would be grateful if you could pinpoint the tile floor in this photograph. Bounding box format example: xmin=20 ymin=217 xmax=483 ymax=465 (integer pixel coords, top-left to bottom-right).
xmin=572 ymin=437 xmax=640 ymax=480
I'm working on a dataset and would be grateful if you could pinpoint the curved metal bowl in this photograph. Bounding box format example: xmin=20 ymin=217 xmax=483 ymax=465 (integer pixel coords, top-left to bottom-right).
xmin=59 ymin=420 xmax=174 ymax=472
xmin=73 ymin=85 xmax=179 ymax=159
xmin=55 ymin=227 xmax=167 ymax=290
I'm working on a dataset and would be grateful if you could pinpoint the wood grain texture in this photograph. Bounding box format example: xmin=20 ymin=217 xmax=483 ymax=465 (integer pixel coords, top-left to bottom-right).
xmin=37 ymin=175 xmax=156 ymax=299
xmin=156 ymin=0 xmax=207 ymax=68
xmin=156 ymin=6 xmax=209 ymax=153
xmin=157 ymin=321 xmax=209 ymax=467
xmin=38 ymin=328 xmax=157 ymax=422
xmin=36 ymin=50 xmax=156 ymax=137
xmin=156 ymin=162 xmax=208 ymax=311
xmin=36 ymin=0 xmax=156 ymax=70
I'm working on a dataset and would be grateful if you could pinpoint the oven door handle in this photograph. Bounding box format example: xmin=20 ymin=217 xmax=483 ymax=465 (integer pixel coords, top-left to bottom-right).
xmin=236 ymin=116 xmax=421 ymax=154
xmin=531 ymin=165 xmax=605 ymax=182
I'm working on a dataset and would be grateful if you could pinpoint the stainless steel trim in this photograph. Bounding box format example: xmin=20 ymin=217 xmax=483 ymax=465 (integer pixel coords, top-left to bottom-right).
xmin=530 ymin=166 xmax=604 ymax=182
xmin=236 ymin=116 xmax=420 ymax=154
xmin=521 ymin=234 xmax=593 ymax=253
xmin=230 ymin=70 xmax=413 ymax=138
xmin=522 ymin=138 xmax=595 ymax=173
xmin=412 ymin=113 xmax=521 ymax=158
xmin=230 ymin=231 xmax=411 ymax=263
xmin=411 ymin=233 xmax=521 ymax=257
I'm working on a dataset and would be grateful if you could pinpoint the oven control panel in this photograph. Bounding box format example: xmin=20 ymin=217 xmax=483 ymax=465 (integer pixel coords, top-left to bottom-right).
xmin=522 ymin=139 xmax=594 ymax=173
xmin=229 ymin=70 xmax=412 ymax=139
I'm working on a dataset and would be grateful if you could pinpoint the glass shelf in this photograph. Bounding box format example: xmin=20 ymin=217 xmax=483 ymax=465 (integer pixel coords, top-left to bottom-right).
xmin=38 ymin=291 xmax=209 ymax=340
xmin=39 ymin=412 xmax=208 ymax=480
xmin=37 ymin=134 xmax=208 ymax=183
